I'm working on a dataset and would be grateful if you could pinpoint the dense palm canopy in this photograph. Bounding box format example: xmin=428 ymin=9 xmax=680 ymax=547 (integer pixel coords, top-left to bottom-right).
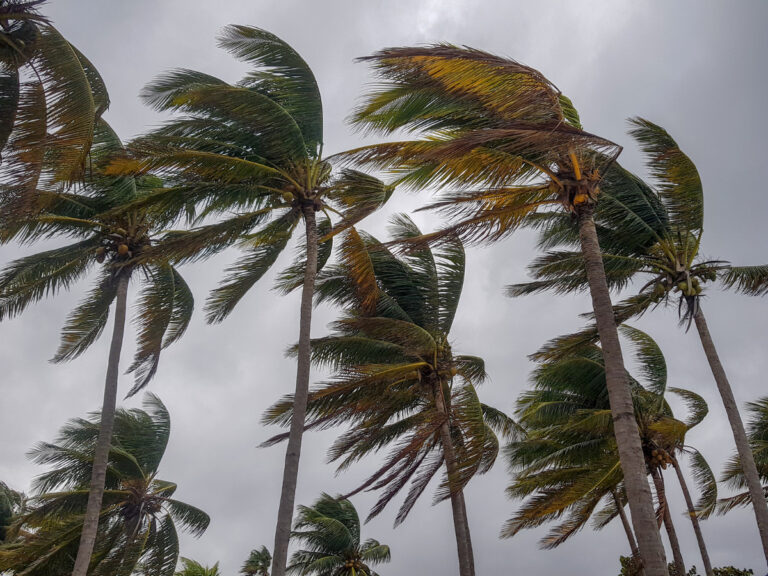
xmin=0 ymin=481 xmax=24 ymax=543
xmin=241 ymin=546 xmax=272 ymax=576
xmin=0 ymin=0 xmax=109 ymax=219
xmin=0 ymin=394 xmax=210 ymax=576
xmin=266 ymin=216 xmax=517 ymax=524
xmin=505 ymin=326 xmax=715 ymax=550
xmin=0 ymin=120 xmax=194 ymax=393
xmin=509 ymin=117 xmax=768 ymax=327
xmin=287 ymin=494 xmax=390 ymax=576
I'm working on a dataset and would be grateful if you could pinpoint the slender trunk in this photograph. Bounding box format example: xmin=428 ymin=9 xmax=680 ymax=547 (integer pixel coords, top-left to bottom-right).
xmin=693 ymin=305 xmax=768 ymax=566
xmin=614 ymin=490 xmax=640 ymax=558
xmin=614 ymin=490 xmax=646 ymax=576
xmin=652 ymin=469 xmax=686 ymax=576
xmin=576 ymin=206 xmax=668 ymax=576
xmin=432 ymin=379 xmax=475 ymax=576
xmin=271 ymin=206 xmax=318 ymax=576
xmin=71 ymin=273 xmax=129 ymax=576
xmin=671 ymin=456 xmax=713 ymax=576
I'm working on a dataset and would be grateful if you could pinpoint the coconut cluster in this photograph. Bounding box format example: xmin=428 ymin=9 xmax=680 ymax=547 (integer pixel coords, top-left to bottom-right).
xmin=649 ymin=448 xmax=673 ymax=470
xmin=94 ymin=229 xmax=146 ymax=264
xmin=648 ymin=268 xmax=717 ymax=303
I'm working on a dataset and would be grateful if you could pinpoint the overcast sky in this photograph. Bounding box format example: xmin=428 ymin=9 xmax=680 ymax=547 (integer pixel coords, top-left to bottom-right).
xmin=2 ymin=1 xmax=768 ymax=574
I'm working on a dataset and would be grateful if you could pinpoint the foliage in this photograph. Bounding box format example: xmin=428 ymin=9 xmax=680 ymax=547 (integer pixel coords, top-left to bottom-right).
xmin=264 ymin=216 xmax=519 ymax=524
xmin=0 ymin=121 xmax=194 ymax=394
xmin=504 ymin=326 xmax=714 ymax=546
xmin=287 ymin=494 xmax=390 ymax=576
xmin=114 ymin=25 xmax=393 ymax=322
xmin=619 ymin=559 xmax=753 ymax=576
xmin=241 ymin=546 xmax=271 ymax=576
xmin=0 ymin=481 xmax=24 ymax=543
xmin=175 ymin=558 xmax=222 ymax=576
xmin=0 ymin=394 xmax=209 ymax=576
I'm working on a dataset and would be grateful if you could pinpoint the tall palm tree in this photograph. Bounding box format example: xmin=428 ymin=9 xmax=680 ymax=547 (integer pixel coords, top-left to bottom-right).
xmin=175 ymin=558 xmax=222 ymax=576
xmin=506 ymin=326 xmax=716 ymax=576
xmin=116 ymin=26 xmax=393 ymax=576
xmin=0 ymin=0 xmax=108 ymax=218
xmin=0 ymin=121 xmax=196 ymax=575
xmin=242 ymin=546 xmax=272 ymax=576
xmin=509 ymin=117 xmax=768 ymax=565
xmin=265 ymin=215 xmax=518 ymax=576
xmin=287 ymin=494 xmax=390 ymax=576
xmin=348 ymin=45 xmax=668 ymax=575
xmin=0 ymin=393 xmax=210 ymax=576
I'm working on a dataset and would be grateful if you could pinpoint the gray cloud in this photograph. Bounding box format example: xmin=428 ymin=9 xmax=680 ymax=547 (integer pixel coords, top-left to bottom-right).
xmin=1 ymin=1 xmax=767 ymax=574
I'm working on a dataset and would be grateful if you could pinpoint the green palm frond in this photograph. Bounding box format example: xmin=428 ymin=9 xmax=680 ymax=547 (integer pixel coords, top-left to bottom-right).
xmin=720 ymin=265 xmax=768 ymax=296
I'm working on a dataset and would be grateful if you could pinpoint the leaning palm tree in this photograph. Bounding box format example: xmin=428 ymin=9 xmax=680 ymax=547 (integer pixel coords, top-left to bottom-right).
xmin=242 ymin=546 xmax=272 ymax=576
xmin=287 ymin=494 xmax=390 ymax=576
xmin=348 ymin=45 xmax=667 ymax=574
xmin=265 ymin=215 xmax=518 ymax=576
xmin=506 ymin=326 xmax=716 ymax=576
xmin=0 ymin=0 xmax=108 ymax=219
xmin=175 ymin=558 xmax=222 ymax=576
xmin=0 ymin=394 xmax=210 ymax=576
xmin=116 ymin=26 xmax=393 ymax=576
xmin=509 ymin=117 xmax=768 ymax=565
xmin=0 ymin=121 xmax=196 ymax=575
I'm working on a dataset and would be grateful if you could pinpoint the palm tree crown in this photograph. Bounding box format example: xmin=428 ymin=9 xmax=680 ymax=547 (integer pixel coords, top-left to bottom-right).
xmin=287 ymin=494 xmax=390 ymax=576
xmin=241 ymin=546 xmax=272 ymax=576
xmin=0 ymin=393 xmax=210 ymax=576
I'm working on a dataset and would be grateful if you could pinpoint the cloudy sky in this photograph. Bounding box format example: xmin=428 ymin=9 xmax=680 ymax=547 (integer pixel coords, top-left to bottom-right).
xmin=2 ymin=1 xmax=768 ymax=574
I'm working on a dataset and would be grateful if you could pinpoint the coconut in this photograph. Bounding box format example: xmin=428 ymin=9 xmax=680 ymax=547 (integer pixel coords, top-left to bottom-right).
xmin=117 ymin=244 xmax=130 ymax=256
xmin=281 ymin=191 xmax=294 ymax=203
xmin=573 ymin=193 xmax=589 ymax=205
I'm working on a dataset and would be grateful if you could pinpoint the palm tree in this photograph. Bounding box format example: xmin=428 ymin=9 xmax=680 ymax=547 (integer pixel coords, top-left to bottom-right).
xmin=0 ymin=121 xmax=196 ymax=575
xmin=265 ymin=215 xmax=518 ymax=576
xmin=0 ymin=482 xmax=24 ymax=543
xmin=242 ymin=546 xmax=272 ymax=576
xmin=506 ymin=326 xmax=716 ymax=576
xmin=287 ymin=494 xmax=390 ymax=576
xmin=0 ymin=0 xmax=108 ymax=218
xmin=116 ymin=26 xmax=393 ymax=576
xmin=0 ymin=393 xmax=210 ymax=576
xmin=509 ymin=117 xmax=768 ymax=565
xmin=348 ymin=45 xmax=668 ymax=574
xmin=716 ymin=397 xmax=768 ymax=516
xmin=175 ymin=558 xmax=222 ymax=576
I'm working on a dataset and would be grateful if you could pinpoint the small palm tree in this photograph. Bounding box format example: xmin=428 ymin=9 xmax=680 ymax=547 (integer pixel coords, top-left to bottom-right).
xmin=0 ymin=0 xmax=108 ymax=216
xmin=287 ymin=494 xmax=390 ymax=576
xmin=349 ymin=45 xmax=667 ymax=574
xmin=717 ymin=397 xmax=768 ymax=516
xmin=265 ymin=216 xmax=517 ymax=576
xmin=0 ymin=393 xmax=209 ymax=576
xmin=176 ymin=558 xmax=222 ymax=576
xmin=242 ymin=546 xmax=272 ymax=576
xmin=116 ymin=27 xmax=393 ymax=576
xmin=509 ymin=118 xmax=768 ymax=565
xmin=506 ymin=326 xmax=716 ymax=576
xmin=0 ymin=121 xmax=196 ymax=574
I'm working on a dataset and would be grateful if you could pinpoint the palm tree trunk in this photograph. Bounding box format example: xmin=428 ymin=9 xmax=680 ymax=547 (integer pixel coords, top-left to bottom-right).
xmin=652 ymin=469 xmax=685 ymax=576
xmin=614 ymin=490 xmax=640 ymax=558
xmin=670 ymin=456 xmax=713 ymax=576
xmin=693 ymin=304 xmax=768 ymax=566
xmin=71 ymin=273 xmax=129 ymax=576
xmin=432 ymin=379 xmax=475 ymax=576
xmin=271 ymin=206 xmax=318 ymax=576
xmin=577 ymin=205 xmax=668 ymax=576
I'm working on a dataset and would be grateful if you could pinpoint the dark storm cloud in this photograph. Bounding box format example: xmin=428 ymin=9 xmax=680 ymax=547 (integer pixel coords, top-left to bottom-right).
xmin=1 ymin=1 xmax=767 ymax=574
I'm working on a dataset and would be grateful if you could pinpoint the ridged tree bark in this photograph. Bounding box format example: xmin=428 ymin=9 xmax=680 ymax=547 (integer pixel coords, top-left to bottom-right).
xmin=652 ymin=469 xmax=685 ymax=576
xmin=271 ymin=206 xmax=318 ymax=576
xmin=433 ymin=379 xmax=475 ymax=576
xmin=71 ymin=273 xmax=130 ymax=576
xmin=671 ymin=456 xmax=713 ymax=576
xmin=694 ymin=305 xmax=768 ymax=566
xmin=577 ymin=205 xmax=668 ymax=576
